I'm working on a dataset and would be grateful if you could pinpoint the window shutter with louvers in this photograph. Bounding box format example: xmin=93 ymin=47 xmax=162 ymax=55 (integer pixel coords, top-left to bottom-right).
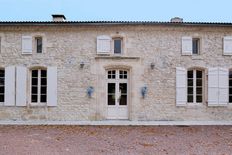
xmin=16 ymin=66 xmax=27 ymax=106
xmin=4 ymin=66 xmax=15 ymax=106
xmin=22 ymin=36 xmax=32 ymax=54
xmin=176 ymin=67 xmax=187 ymax=106
xmin=223 ymin=36 xmax=232 ymax=55
xmin=182 ymin=37 xmax=192 ymax=55
xmin=208 ymin=68 xmax=219 ymax=106
xmin=47 ymin=67 xmax=57 ymax=106
xmin=218 ymin=68 xmax=228 ymax=105
xmin=97 ymin=35 xmax=111 ymax=54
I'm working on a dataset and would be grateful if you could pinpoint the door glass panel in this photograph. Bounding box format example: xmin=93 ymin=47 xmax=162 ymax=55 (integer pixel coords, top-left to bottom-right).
xmin=108 ymin=83 xmax=115 ymax=105
xmin=119 ymin=83 xmax=127 ymax=105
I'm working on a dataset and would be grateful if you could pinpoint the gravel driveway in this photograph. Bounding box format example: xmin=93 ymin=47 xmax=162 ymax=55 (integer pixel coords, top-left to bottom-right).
xmin=0 ymin=125 xmax=231 ymax=155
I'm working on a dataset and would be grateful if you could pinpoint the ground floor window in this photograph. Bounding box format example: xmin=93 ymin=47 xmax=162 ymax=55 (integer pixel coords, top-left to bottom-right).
xmin=31 ymin=69 xmax=47 ymax=104
xmin=0 ymin=69 xmax=4 ymax=102
xmin=187 ymin=69 xmax=203 ymax=103
xmin=229 ymin=70 xmax=232 ymax=103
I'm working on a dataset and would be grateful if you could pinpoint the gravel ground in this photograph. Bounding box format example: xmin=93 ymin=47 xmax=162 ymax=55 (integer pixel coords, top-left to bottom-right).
xmin=0 ymin=125 xmax=231 ymax=155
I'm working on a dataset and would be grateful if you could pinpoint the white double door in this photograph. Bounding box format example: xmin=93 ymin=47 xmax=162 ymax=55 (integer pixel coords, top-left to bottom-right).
xmin=107 ymin=70 xmax=128 ymax=119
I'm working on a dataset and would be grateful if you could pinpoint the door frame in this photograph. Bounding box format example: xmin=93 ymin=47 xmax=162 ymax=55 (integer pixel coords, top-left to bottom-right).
xmin=106 ymin=69 xmax=130 ymax=120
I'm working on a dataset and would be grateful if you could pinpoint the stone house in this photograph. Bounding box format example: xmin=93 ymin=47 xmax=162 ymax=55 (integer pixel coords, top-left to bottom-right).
xmin=0 ymin=15 xmax=232 ymax=123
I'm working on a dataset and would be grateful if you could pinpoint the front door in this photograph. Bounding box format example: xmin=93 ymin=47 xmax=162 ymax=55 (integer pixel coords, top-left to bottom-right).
xmin=107 ymin=70 xmax=128 ymax=119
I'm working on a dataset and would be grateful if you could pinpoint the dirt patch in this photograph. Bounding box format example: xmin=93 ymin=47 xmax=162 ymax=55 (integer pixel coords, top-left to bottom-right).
xmin=0 ymin=125 xmax=231 ymax=155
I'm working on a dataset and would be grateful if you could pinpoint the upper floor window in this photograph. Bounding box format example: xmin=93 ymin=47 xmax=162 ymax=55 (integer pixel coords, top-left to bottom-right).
xmin=113 ymin=38 xmax=122 ymax=54
xmin=192 ymin=38 xmax=200 ymax=54
xmin=31 ymin=69 xmax=47 ymax=104
xmin=0 ymin=69 xmax=4 ymax=103
xmin=35 ymin=37 xmax=42 ymax=53
xmin=187 ymin=69 xmax=203 ymax=103
xmin=182 ymin=37 xmax=201 ymax=55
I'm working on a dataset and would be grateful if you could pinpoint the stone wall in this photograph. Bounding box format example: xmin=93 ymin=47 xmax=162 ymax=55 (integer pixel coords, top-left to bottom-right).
xmin=0 ymin=24 xmax=232 ymax=121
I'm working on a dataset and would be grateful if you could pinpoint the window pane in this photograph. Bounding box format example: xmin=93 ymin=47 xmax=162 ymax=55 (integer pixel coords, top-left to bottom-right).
xmin=229 ymin=96 xmax=232 ymax=103
xmin=32 ymin=86 xmax=38 ymax=94
xmin=119 ymin=95 xmax=127 ymax=105
xmin=187 ymin=70 xmax=193 ymax=78
xmin=40 ymin=95 xmax=47 ymax=103
xmin=188 ymin=87 xmax=193 ymax=94
xmin=36 ymin=37 xmax=42 ymax=53
xmin=196 ymin=70 xmax=202 ymax=78
xmin=192 ymin=39 xmax=199 ymax=54
xmin=0 ymin=86 xmax=4 ymax=93
xmin=119 ymin=83 xmax=127 ymax=94
xmin=196 ymin=96 xmax=202 ymax=103
xmin=229 ymin=80 xmax=232 ymax=87
xmin=41 ymin=78 xmax=47 ymax=85
xmin=0 ymin=95 xmax=4 ymax=102
xmin=41 ymin=70 xmax=47 ymax=77
xmin=229 ymin=88 xmax=232 ymax=94
xmin=32 ymin=70 xmax=38 ymax=77
xmin=108 ymin=83 xmax=115 ymax=94
xmin=187 ymin=95 xmax=193 ymax=103
xmin=114 ymin=39 xmax=122 ymax=54
xmin=31 ymin=95 xmax=37 ymax=103
xmin=108 ymin=95 xmax=115 ymax=105
xmin=0 ymin=70 xmax=4 ymax=77
xmin=196 ymin=87 xmax=202 ymax=95
xmin=196 ymin=79 xmax=202 ymax=86
xmin=32 ymin=78 xmax=38 ymax=85
xmin=188 ymin=79 xmax=193 ymax=86
xmin=41 ymin=86 xmax=47 ymax=94
xmin=0 ymin=78 xmax=4 ymax=86
xmin=229 ymin=71 xmax=232 ymax=78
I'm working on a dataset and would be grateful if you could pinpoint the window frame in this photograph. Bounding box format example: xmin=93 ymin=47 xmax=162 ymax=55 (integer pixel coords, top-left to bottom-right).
xmin=0 ymin=69 xmax=4 ymax=104
xmin=30 ymin=68 xmax=47 ymax=106
xmin=192 ymin=38 xmax=200 ymax=55
xmin=113 ymin=37 xmax=123 ymax=55
xmin=35 ymin=36 xmax=43 ymax=53
xmin=187 ymin=69 xmax=204 ymax=104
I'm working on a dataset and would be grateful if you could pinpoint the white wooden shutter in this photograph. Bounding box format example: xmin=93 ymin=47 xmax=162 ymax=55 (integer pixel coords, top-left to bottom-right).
xmin=223 ymin=36 xmax=232 ymax=55
xmin=176 ymin=67 xmax=187 ymax=106
xmin=97 ymin=35 xmax=111 ymax=54
xmin=22 ymin=36 xmax=32 ymax=54
xmin=4 ymin=66 xmax=15 ymax=106
xmin=16 ymin=66 xmax=27 ymax=106
xmin=182 ymin=37 xmax=192 ymax=55
xmin=47 ymin=67 xmax=57 ymax=106
xmin=208 ymin=68 xmax=219 ymax=106
xmin=218 ymin=68 xmax=228 ymax=105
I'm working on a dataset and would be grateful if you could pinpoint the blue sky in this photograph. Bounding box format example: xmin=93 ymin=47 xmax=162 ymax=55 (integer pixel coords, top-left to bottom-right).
xmin=0 ymin=0 xmax=231 ymax=22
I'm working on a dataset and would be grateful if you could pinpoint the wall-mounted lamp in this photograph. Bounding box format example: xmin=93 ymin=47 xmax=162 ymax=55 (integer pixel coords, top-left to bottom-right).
xmin=150 ymin=62 xmax=155 ymax=69
xmin=141 ymin=86 xmax=147 ymax=98
xmin=80 ymin=61 xmax=85 ymax=68
xmin=87 ymin=86 xmax=94 ymax=98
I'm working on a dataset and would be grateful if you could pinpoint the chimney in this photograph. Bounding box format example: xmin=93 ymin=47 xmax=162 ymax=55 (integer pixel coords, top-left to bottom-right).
xmin=52 ymin=14 xmax=66 ymax=22
xmin=170 ymin=17 xmax=183 ymax=23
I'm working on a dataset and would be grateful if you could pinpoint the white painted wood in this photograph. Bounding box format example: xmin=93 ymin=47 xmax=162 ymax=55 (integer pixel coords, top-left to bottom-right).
xmin=176 ymin=67 xmax=187 ymax=106
xmin=22 ymin=36 xmax=32 ymax=54
xmin=4 ymin=66 xmax=15 ymax=106
xmin=16 ymin=66 xmax=27 ymax=106
xmin=208 ymin=68 xmax=219 ymax=106
xmin=223 ymin=36 xmax=232 ymax=55
xmin=47 ymin=67 xmax=57 ymax=106
xmin=218 ymin=68 xmax=228 ymax=105
xmin=182 ymin=36 xmax=192 ymax=55
xmin=107 ymin=70 xmax=128 ymax=119
xmin=97 ymin=35 xmax=111 ymax=54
